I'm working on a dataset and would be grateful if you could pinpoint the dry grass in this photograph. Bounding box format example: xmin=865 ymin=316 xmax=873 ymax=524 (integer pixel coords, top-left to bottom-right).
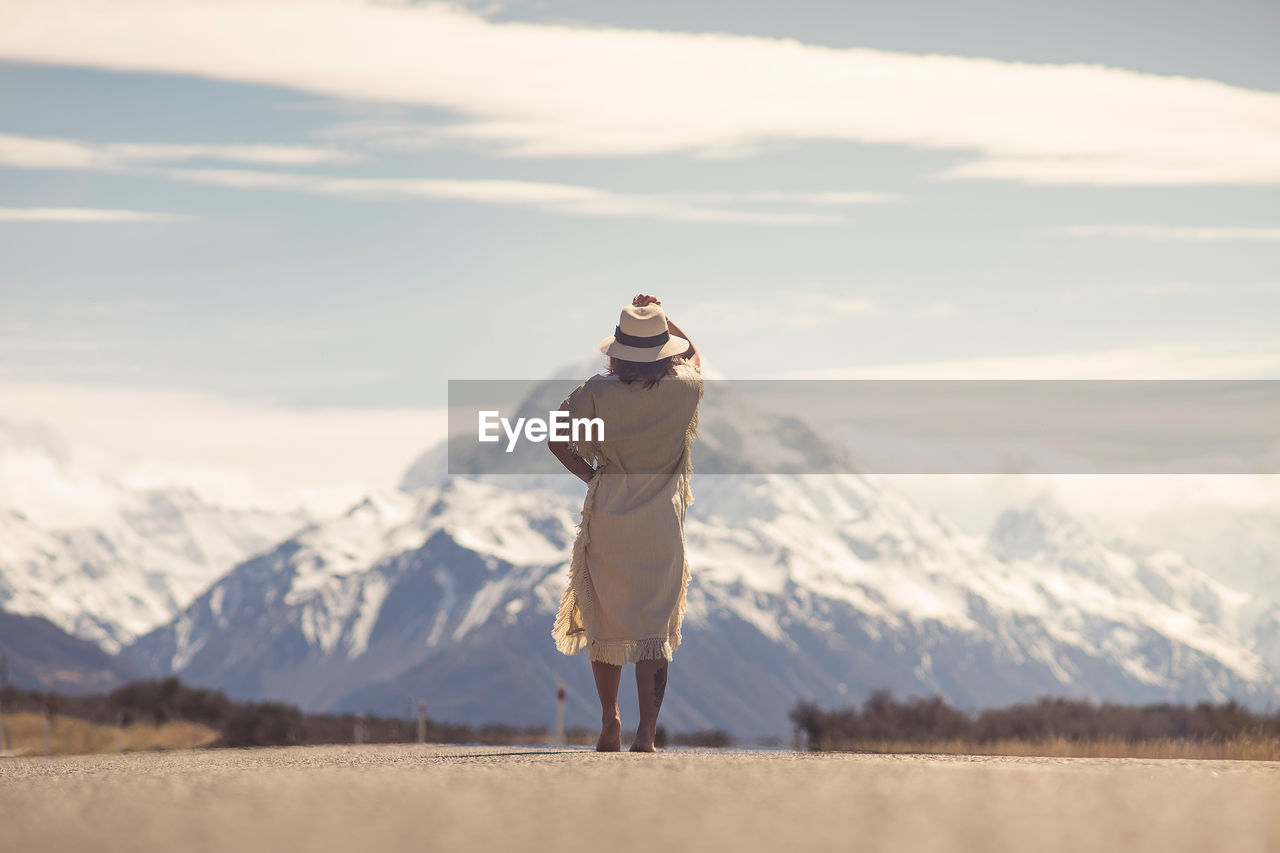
xmin=0 ymin=713 xmax=219 ymax=757
xmin=818 ymin=735 xmax=1280 ymax=761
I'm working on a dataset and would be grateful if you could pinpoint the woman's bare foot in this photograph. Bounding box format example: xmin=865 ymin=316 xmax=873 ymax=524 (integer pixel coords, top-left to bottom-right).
xmin=630 ymin=658 xmax=667 ymax=752
xmin=591 ymin=662 xmax=623 ymax=751
xmin=629 ymin=724 xmax=657 ymax=752
xmin=597 ymin=712 xmax=622 ymax=752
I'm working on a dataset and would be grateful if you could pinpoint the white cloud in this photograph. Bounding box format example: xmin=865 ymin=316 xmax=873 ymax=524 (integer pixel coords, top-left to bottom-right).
xmin=886 ymin=474 xmax=1280 ymax=536
xmin=0 ymin=206 xmax=189 ymax=223
xmin=1057 ymin=225 xmax=1280 ymax=241
xmin=2 ymin=1 xmax=1277 ymax=185
xmin=1056 ymin=281 xmax=1279 ymax=301
xmin=0 ymin=132 xmax=358 ymax=170
xmin=0 ymin=374 xmax=448 ymax=515
xmin=51 ymin=297 xmax=159 ymax=317
xmin=1138 ymin=282 xmax=1206 ymax=296
xmin=4 ymin=130 xmax=896 ymax=223
xmin=2 ymin=128 xmax=899 ymax=224
xmin=768 ymin=340 xmax=1280 ymax=380
xmin=912 ymin=299 xmax=957 ymax=319
xmin=321 ymin=120 xmax=454 ymax=152
xmin=164 ymin=166 xmax=885 ymax=223
xmin=0 ymin=338 xmax=99 ymax=352
xmin=688 ymin=191 xmax=901 ymax=206
xmin=684 ymin=290 xmax=881 ymax=332
xmin=685 ymin=291 xmax=965 ymax=332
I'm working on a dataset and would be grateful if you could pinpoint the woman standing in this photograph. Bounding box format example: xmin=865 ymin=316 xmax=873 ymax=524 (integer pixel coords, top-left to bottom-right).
xmin=549 ymin=294 xmax=703 ymax=752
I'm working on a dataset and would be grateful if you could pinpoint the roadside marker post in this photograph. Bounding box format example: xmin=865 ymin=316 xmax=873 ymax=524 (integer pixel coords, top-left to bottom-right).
xmin=555 ymin=680 xmax=566 ymax=745
xmin=0 ymin=655 xmax=8 ymax=751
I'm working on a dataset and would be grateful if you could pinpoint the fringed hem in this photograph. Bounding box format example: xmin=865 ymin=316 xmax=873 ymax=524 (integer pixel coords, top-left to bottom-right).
xmin=679 ymin=366 xmax=703 ymax=508
xmin=551 ymin=468 xmax=600 ymax=657
xmin=585 ymin=637 xmax=674 ymax=666
xmin=668 ymin=557 xmax=691 ymax=650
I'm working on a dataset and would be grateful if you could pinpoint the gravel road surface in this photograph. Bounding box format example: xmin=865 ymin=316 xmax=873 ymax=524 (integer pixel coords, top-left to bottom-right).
xmin=2 ymin=744 xmax=1277 ymax=852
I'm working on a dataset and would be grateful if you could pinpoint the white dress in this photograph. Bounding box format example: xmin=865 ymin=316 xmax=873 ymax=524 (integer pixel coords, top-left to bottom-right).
xmin=551 ymin=361 xmax=704 ymax=665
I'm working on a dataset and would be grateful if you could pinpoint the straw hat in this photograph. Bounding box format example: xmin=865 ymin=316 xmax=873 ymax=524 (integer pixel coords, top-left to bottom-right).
xmin=598 ymin=302 xmax=689 ymax=362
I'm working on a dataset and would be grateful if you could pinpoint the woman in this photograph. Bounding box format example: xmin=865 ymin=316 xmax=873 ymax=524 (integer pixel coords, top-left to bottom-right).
xmin=549 ymin=294 xmax=703 ymax=752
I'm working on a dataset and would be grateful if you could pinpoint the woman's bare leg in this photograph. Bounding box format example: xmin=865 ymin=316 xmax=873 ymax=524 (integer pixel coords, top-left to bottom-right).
xmin=591 ymin=661 xmax=622 ymax=751
xmin=631 ymin=658 xmax=669 ymax=752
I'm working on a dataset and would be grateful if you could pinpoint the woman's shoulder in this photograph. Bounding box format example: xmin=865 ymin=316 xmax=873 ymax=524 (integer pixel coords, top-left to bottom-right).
xmin=562 ymin=372 xmax=612 ymax=410
xmin=566 ymin=372 xmax=619 ymax=402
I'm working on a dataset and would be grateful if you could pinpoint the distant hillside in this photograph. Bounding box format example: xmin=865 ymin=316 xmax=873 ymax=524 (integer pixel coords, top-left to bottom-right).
xmin=0 ymin=609 xmax=138 ymax=693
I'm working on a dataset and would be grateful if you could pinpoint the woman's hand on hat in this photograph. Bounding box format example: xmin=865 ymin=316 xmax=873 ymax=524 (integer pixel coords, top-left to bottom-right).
xmin=632 ymin=293 xmax=661 ymax=307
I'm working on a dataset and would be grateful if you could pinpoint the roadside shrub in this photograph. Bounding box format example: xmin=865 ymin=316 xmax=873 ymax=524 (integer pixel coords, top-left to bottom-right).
xmin=221 ymin=702 xmax=306 ymax=747
xmin=670 ymin=729 xmax=734 ymax=748
xmin=792 ymin=691 xmax=1280 ymax=751
xmin=106 ymin=677 xmax=232 ymax=727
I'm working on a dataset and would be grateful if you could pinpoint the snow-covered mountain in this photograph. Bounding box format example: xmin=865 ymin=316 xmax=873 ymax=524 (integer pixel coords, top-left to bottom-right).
xmin=0 ymin=419 xmax=313 ymax=652
xmin=122 ymin=381 xmax=1279 ymax=736
xmin=984 ymin=500 xmax=1264 ymax=693
xmin=1099 ymin=505 xmax=1280 ymax=680
xmin=1107 ymin=505 xmax=1280 ymax=604
xmin=124 ymin=481 xmax=587 ymax=716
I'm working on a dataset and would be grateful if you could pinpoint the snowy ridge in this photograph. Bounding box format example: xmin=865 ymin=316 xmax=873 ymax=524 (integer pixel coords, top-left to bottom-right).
xmin=125 ymin=479 xmax=582 ymax=708
xmin=0 ymin=419 xmax=312 ymax=652
xmin=984 ymin=501 xmax=1263 ymax=686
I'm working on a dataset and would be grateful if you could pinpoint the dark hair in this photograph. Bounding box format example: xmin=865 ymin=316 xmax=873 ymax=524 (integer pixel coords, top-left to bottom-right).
xmin=608 ymin=355 xmax=680 ymax=389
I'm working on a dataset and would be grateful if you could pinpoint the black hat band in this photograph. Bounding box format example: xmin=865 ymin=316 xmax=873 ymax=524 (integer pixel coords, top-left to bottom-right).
xmin=613 ymin=326 xmax=670 ymax=348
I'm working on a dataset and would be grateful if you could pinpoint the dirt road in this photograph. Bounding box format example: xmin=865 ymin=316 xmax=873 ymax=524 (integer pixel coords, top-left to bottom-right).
xmin=2 ymin=744 xmax=1276 ymax=852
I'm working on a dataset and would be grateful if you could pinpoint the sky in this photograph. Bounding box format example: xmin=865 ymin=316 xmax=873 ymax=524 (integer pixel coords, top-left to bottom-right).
xmin=1 ymin=0 xmax=1278 ymax=517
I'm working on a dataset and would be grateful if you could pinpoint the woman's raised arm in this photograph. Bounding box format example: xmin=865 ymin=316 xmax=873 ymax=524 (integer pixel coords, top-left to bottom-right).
xmin=663 ymin=317 xmax=699 ymax=370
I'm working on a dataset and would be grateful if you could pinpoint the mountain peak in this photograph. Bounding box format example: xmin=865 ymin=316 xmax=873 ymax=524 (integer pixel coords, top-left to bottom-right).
xmin=988 ymin=498 xmax=1093 ymax=562
xmin=0 ymin=418 xmax=72 ymax=466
